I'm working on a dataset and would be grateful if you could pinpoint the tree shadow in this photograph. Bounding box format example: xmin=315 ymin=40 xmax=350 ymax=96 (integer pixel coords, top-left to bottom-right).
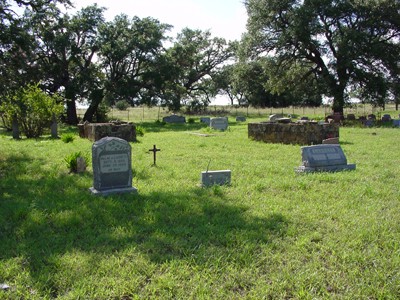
xmin=0 ymin=155 xmax=288 ymax=294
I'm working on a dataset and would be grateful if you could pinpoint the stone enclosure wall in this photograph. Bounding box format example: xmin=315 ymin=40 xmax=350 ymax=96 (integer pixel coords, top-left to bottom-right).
xmin=248 ymin=122 xmax=339 ymax=145
xmin=78 ymin=121 xmax=136 ymax=142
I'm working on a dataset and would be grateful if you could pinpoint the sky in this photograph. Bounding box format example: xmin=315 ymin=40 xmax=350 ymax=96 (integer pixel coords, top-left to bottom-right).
xmin=71 ymin=0 xmax=248 ymax=41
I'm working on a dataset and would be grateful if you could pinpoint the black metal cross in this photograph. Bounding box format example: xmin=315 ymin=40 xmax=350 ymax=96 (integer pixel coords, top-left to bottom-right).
xmin=149 ymin=144 xmax=161 ymax=165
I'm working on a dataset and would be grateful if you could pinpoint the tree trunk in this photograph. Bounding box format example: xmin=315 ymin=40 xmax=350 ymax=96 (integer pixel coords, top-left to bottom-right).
xmin=83 ymin=89 xmax=104 ymax=122
xmin=65 ymin=99 xmax=78 ymax=125
xmin=331 ymin=86 xmax=345 ymax=114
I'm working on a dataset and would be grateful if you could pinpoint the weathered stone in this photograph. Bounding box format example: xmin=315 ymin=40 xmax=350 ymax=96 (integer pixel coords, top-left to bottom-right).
xmin=382 ymin=114 xmax=391 ymax=122
xmin=201 ymin=170 xmax=231 ymax=187
xmin=236 ymin=116 xmax=246 ymax=122
xmin=90 ymin=137 xmax=137 ymax=195
xmin=248 ymin=122 xmax=339 ymax=145
xmin=200 ymin=117 xmax=211 ymax=125
xmin=210 ymin=117 xmax=228 ymax=130
xmin=76 ymin=157 xmax=87 ymax=173
xmin=296 ymin=144 xmax=356 ymax=173
xmin=78 ymin=121 xmax=136 ymax=142
xmin=163 ymin=114 xmax=186 ymax=123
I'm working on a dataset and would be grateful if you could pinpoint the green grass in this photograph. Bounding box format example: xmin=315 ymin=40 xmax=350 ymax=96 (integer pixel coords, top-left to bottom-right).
xmin=1 ymin=116 xmax=400 ymax=299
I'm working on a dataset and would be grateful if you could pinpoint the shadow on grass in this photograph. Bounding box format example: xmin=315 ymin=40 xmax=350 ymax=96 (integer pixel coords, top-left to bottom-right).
xmin=0 ymin=153 xmax=288 ymax=295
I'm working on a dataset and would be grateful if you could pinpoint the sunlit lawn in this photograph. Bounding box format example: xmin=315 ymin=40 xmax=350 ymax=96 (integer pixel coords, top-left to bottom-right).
xmin=1 ymin=114 xmax=399 ymax=299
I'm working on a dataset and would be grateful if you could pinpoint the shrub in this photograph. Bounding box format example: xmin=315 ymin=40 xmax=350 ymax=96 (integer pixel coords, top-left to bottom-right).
xmin=188 ymin=118 xmax=196 ymax=124
xmin=61 ymin=133 xmax=75 ymax=143
xmin=64 ymin=151 xmax=89 ymax=173
xmin=115 ymin=100 xmax=129 ymax=111
xmin=136 ymin=126 xmax=145 ymax=137
xmin=0 ymin=83 xmax=63 ymax=138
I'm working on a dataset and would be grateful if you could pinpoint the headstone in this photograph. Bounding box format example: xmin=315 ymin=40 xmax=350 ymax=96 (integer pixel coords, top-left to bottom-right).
xmin=300 ymin=116 xmax=309 ymax=121
xmin=392 ymin=119 xmax=400 ymax=127
xmin=210 ymin=117 xmax=228 ymax=130
xmin=163 ymin=114 xmax=186 ymax=123
xmin=50 ymin=113 xmax=59 ymax=138
xmin=201 ymin=170 xmax=231 ymax=187
xmin=12 ymin=114 xmax=20 ymax=140
xmin=200 ymin=117 xmax=211 ymax=125
xmin=364 ymin=119 xmax=374 ymax=127
xmin=90 ymin=137 xmax=137 ymax=195
xmin=381 ymin=114 xmax=391 ymax=122
xmin=347 ymin=114 xmax=356 ymax=120
xmin=368 ymin=114 xmax=376 ymax=120
xmin=236 ymin=116 xmax=246 ymax=122
xmin=76 ymin=157 xmax=87 ymax=173
xmin=296 ymin=144 xmax=356 ymax=173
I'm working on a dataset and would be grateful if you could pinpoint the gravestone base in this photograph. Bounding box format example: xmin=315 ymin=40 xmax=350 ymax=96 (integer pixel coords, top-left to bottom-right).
xmin=296 ymin=164 xmax=356 ymax=173
xmin=201 ymin=170 xmax=231 ymax=187
xmin=89 ymin=186 xmax=137 ymax=196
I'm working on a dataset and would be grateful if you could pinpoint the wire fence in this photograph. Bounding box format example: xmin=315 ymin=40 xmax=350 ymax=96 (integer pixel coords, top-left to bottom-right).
xmin=77 ymin=104 xmax=400 ymax=123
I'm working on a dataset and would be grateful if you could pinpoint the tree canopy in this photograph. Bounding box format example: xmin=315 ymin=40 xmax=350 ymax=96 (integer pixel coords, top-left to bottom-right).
xmin=244 ymin=0 xmax=400 ymax=113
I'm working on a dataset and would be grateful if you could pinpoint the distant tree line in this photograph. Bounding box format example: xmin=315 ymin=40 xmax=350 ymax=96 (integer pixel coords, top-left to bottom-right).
xmin=1 ymin=0 xmax=398 ymax=125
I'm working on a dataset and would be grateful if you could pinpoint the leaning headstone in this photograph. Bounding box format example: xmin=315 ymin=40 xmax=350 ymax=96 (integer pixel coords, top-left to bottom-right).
xmin=296 ymin=144 xmax=356 ymax=173
xmin=210 ymin=117 xmax=228 ymax=130
xmin=200 ymin=117 xmax=211 ymax=125
xmin=163 ymin=114 xmax=186 ymax=123
xmin=90 ymin=137 xmax=137 ymax=195
xmin=236 ymin=116 xmax=246 ymax=122
xmin=201 ymin=170 xmax=231 ymax=187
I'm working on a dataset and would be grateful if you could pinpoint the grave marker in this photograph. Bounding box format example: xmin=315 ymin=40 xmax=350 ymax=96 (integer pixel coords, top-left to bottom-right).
xmin=90 ymin=137 xmax=137 ymax=195
xmin=163 ymin=114 xmax=186 ymax=123
xmin=296 ymin=144 xmax=356 ymax=173
xmin=148 ymin=144 xmax=161 ymax=165
xmin=210 ymin=117 xmax=228 ymax=130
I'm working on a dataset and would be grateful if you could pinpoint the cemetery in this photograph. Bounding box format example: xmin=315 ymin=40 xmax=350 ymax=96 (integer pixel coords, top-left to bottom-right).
xmin=0 ymin=107 xmax=399 ymax=299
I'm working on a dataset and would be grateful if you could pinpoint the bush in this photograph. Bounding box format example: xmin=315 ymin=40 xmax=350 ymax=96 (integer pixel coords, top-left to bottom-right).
xmin=136 ymin=126 xmax=145 ymax=137
xmin=115 ymin=100 xmax=129 ymax=111
xmin=64 ymin=151 xmax=89 ymax=173
xmin=188 ymin=118 xmax=196 ymax=124
xmin=61 ymin=133 xmax=75 ymax=143
xmin=0 ymin=83 xmax=63 ymax=138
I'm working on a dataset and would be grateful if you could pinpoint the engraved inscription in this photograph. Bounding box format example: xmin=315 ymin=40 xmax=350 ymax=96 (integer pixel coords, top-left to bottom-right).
xmin=100 ymin=154 xmax=129 ymax=173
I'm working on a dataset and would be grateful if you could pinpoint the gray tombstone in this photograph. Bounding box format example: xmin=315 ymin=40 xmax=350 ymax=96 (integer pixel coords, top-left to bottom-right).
xmin=50 ymin=113 xmax=59 ymax=139
xmin=269 ymin=114 xmax=284 ymax=122
xmin=200 ymin=117 xmax=211 ymax=125
xmin=393 ymin=119 xmax=400 ymax=127
xmin=210 ymin=117 xmax=228 ymax=130
xmin=201 ymin=170 xmax=231 ymax=187
xmin=90 ymin=137 xmax=137 ymax=195
xmin=296 ymin=144 xmax=356 ymax=173
xmin=163 ymin=114 xmax=186 ymax=123
xmin=381 ymin=114 xmax=391 ymax=122
xmin=12 ymin=114 xmax=20 ymax=140
xmin=236 ymin=116 xmax=246 ymax=122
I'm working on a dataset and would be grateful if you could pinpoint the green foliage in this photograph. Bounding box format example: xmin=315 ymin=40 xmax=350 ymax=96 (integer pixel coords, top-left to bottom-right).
xmin=1 ymin=119 xmax=400 ymax=298
xmin=61 ymin=133 xmax=75 ymax=143
xmin=0 ymin=83 xmax=63 ymax=138
xmin=188 ymin=117 xmax=196 ymax=124
xmin=115 ymin=100 xmax=129 ymax=111
xmin=64 ymin=151 xmax=88 ymax=173
xmin=136 ymin=125 xmax=145 ymax=137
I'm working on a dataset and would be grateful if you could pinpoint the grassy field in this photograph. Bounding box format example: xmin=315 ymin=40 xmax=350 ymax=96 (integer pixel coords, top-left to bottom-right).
xmin=1 ymin=113 xmax=400 ymax=299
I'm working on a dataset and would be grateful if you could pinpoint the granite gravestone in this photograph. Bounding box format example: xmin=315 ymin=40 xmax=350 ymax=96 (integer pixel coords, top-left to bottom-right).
xmin=210 ymin=117 xmax=228 ymax=130
xmin=90 ymin=137 xmax=137 ymax=195
xmin=163 ymin=114 xmax=186 ymax=123
xmin=236 ymin=116 xmax=246 ymax=122
xmin=296 ymin=144 xmax=356 ymax=173
xmin=201 ymin=170 xmax=231 ymax=187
